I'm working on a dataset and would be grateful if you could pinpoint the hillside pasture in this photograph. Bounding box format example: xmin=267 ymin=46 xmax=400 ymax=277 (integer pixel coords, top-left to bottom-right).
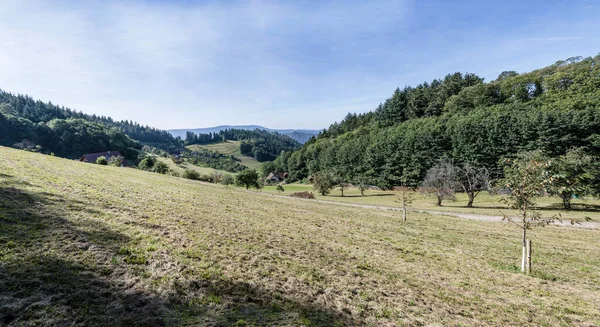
xmin=186 ymin=141 xmax=262 ymax=170
xmin=1 ymin=147 xmax=599 ymax=326
xmin=263 ymin=183 xmax=600 ymax=221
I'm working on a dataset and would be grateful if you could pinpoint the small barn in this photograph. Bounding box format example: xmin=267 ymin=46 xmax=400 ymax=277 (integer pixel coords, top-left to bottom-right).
xmin=80 ymin=151 xmax=122 ymax=163
xmin=266 ymin=172 xmax=288 ymax=183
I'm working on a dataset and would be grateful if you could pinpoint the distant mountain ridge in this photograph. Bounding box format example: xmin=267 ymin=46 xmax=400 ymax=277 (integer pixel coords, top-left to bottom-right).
xmin=169 ymin=125 xmax=320 ymax=144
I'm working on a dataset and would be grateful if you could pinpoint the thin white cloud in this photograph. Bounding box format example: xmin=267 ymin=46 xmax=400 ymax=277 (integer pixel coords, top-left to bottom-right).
xmin=0 ymin=1 xmax=599 ymax=129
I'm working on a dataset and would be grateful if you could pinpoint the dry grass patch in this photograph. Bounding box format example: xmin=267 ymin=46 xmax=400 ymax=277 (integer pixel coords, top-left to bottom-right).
xmin=1 ymin=146 xmax=599 ymax=326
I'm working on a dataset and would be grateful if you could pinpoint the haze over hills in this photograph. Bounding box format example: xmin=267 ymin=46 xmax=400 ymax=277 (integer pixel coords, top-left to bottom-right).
xmin=168 ymin=125 xmax=320 ymax=144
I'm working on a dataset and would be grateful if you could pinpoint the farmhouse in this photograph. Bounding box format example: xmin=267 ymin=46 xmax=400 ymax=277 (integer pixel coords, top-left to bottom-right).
xmin=266 ymin=171 xmax=288 ymax=183
xmin=80 ymin=151 xmax=122 ymax=163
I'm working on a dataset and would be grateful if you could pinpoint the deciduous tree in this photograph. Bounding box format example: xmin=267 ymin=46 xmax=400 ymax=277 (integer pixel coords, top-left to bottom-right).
xmin=454 ymin=163 xmax=490 ymax=207
xmin=313 ymin=172 xmax=335 ymax=196
xmin=547 ymin=148 xmax=596 ymax=210
xmin=422 ymin=160 xmax=455 ymax=206
xmin=236 ymin=169 xmax=261 ymax=190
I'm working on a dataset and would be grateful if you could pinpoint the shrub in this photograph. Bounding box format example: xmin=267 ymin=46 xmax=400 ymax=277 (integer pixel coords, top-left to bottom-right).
xmin=171 ymin=155 xmax=184 ymax=165
xmin=276 ymin=185 xmax=285 ymax=193
xmin=182 ymin=169 xmax=200 ymax=180
xmin=221 ymin=174 xmax=235 ymax=186
xmin=138 ymin=156 xmax=156 ymax=171
xmin=108 ymin=155 xmax=124 ymax=167
xmin=212 ymin=172 xmax=223 ymax=184
xmin=153 ymin=161 xmax=169 ymax=174
xmin=199 ymin=174 xmax=214 ymax=183
xmin=13 ymin=139 xmax=41 ymax=152
xmin=95 ymin=156 xmax=108 ymax=165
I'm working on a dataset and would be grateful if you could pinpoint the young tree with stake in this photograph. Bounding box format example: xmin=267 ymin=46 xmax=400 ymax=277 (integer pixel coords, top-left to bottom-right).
xmin=499 ymin=151 xmax=588 ymax=274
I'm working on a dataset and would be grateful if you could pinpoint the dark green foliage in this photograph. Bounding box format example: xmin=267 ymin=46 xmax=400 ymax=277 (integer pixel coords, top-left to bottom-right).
xmin=546 ymin=148 xmax=597 ymax=209
xmin=186 ymin=128 xmax=300 ymax=162
xmin=12 ymin=139 xmax=41 ymax=152
xmin=221 ymin=174 xmax=235 ymax=186
xmin=260 ymin=161 xmax=277 ymax=177
xmin=0 ymin=103 xmax=141 ymax=159
xmin=278 ymin=55 xmax=600 ymax=189
xmin=138 ymin=156 xmax=156 ymax=171
xmin=95 ymin=156 xmax=108 ymax=165
xmin=108 ymin=155 xmax=124 ymax=167
xmin=152 ymin=161 xmax=169 ymax=174
xmin=276 ymin=185 xmax=285 ymax=193
xmin=182 ymin=169 xmax=201 ymax=180
xmin=235 ymin=169 xmax=261 ymax=190
xmin=183 ymin=148 xmax=246 ymax=173
xmin=0 ymin=91 xmax=182 ymax=153
xmin=312 ymin=172 xmax=335 ymax=196
xmin=240 ymin=141 xmax=253 ymax=155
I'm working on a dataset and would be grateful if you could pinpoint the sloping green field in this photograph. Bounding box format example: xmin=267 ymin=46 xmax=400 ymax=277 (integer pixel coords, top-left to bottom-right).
xmin=186 ymin=142 xmax=262 ymax=169
xmin=187 ymin=141 xmax=241 ymax=156
xmin=1 ymin=146 xmax=599 ymax=326
xmin=155 ymin=156 xmax=235 ymax=176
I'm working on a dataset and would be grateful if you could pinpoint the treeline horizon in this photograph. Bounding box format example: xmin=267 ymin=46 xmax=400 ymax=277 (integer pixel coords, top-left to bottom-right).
xmin=271 ymin=55 xmax=600 ymax=190
xmin=184 ymin=128 xmax=300 ymax=162
xmin=0 ymin=90 xmax=299 ymax=162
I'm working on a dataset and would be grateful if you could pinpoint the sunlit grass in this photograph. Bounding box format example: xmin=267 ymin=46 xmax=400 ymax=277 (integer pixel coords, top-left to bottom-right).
xmin=186 ymin=141 xmax=262 ymax=169
xmin=1 ymin=146 xmax=599 ymax=326
xmin=263 ymin=183 xmax=600 ymax=221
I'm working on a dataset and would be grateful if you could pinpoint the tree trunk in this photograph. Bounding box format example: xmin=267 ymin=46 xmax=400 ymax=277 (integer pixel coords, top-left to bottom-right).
xmin=467 ymin=192 xmax=474 ymax=208
xmin=561 ymin=195 xmax=571 ymax=210
xmin=526 ymin=239 xmax=532 ymax=274
xmin=521 ymin=201 xmax=528 ymax=273
xmin=521 ymin=228 xmax=527 ymax=273
xmin=402 ymin=201 xmax=407 ymax=221
xmin=341 ymin=188 xmax=344 ymax=197
xmin=436 ymin=196 xmax=442 ymax=206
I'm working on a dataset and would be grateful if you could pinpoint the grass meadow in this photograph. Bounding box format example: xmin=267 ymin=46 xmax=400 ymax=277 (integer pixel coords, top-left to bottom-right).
xmin=186 ymin=141 xmax=262 ymax=170
xmin=1 ymin=146 xmax=599 ymax=326
xmin=263 ymin=183 xmax=600 ymax=221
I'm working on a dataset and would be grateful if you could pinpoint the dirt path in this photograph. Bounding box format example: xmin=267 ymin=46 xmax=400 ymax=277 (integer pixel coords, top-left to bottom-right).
xmin=251 ymin=190 xmax=600 ymax=230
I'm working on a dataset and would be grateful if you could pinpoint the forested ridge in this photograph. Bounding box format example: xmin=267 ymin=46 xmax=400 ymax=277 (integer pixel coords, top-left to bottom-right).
xmin=185 ymin=128 xmax=300 ymax=162
xmin=0 ymin=89 xmax=300 ymax=162
xmin=0 ymin=90 xmax=182 ymax=158
xmin=273 ymin=55 xmax=600 ymax=188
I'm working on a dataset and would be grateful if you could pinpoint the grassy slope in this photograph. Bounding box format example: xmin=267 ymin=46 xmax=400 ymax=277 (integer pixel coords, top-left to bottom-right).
xmin=264 ymin=184 xmax=600 ymax=221
xmin=187 ymin=142 xmax=262 ymax=170
xmin=1 ymin=146 xmax=599 ymax=326
xmin=155 ymin=156 xmax=235 ymax=176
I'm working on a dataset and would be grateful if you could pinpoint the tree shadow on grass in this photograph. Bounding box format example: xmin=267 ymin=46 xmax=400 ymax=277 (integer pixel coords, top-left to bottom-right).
xmin=535 ymin=203 xmax=600 ymax=213
xmin=0 ymin=174 xmax=171 ymax=326
xmin=0 ymin=174 xmax=356 ymax=326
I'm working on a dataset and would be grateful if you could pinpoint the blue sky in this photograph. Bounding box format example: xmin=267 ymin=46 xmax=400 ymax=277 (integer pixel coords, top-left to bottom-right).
xmin=1 ymin=0 xmax=599 ymax=130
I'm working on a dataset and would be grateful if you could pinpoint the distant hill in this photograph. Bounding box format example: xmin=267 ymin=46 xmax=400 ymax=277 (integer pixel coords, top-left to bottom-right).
xmin=168 ymin=125 xmax=320 ymax=144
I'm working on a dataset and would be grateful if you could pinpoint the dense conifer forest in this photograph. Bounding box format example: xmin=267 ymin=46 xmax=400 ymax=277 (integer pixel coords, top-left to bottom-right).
xmin=273 ymin=55 xmax=600 ymax=188
xmin=0 ymin=90 xmax=181 ymax=158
